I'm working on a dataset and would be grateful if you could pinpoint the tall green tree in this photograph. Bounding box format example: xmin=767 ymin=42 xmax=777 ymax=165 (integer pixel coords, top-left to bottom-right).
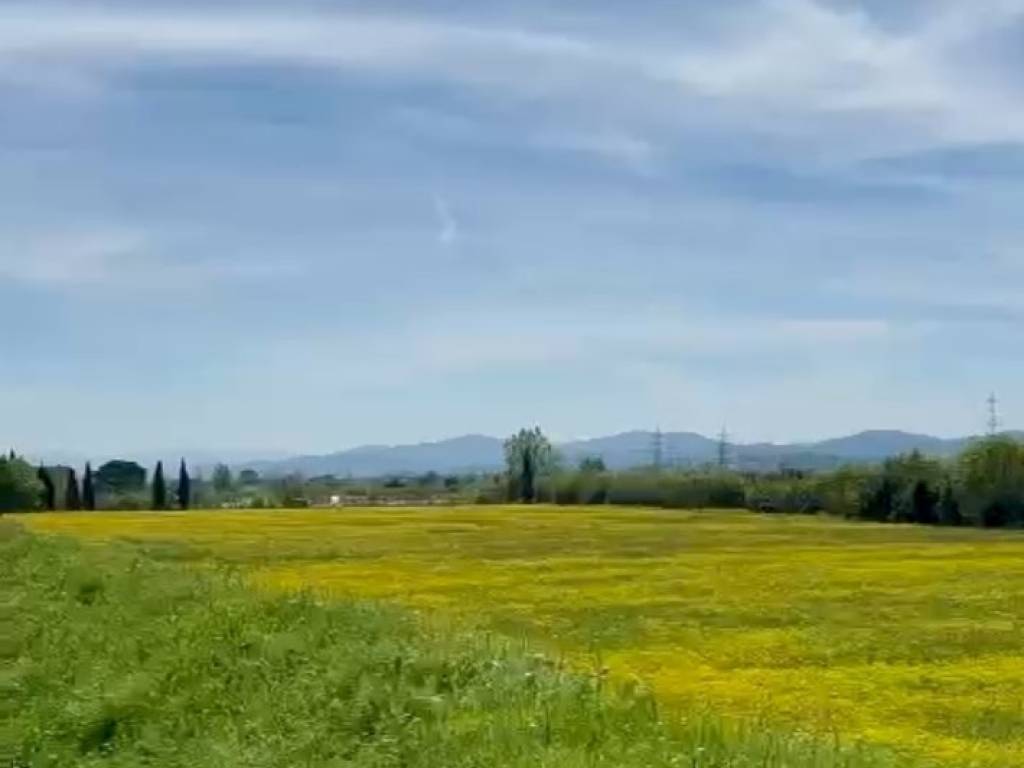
xmin=0 ymin=455 xmax=42 ymax=511
xmin=212 ymin=463 xmax=233 ymax=494
xmin=82 ymin=462 xmax=96 ymax=511
xmin=37 ymin=466 xmax=56 ymax=511
xmin=858 ymin=475 xmax=894 ymax=521
xmin=909 ymin=479 xmax=938 ymax=525
xmin=937 ymin=480 xmax=962 ymax=526
xmin=504 ymin=427 xmax=553 ymax=503
xmin=958 ymin=436 xmax=1024 ymax=526
xmin=65 ymin=467 xmax=82 ymax=511
xmin=238 ymin=469 xmax=261 ymax=486
xmin=178 ymin=459 xmax=191 ymax=511
xmin=152 ymin=461 xmax=167 ymax=510
xmin=95 ymin=460 xmax=147 ymax=495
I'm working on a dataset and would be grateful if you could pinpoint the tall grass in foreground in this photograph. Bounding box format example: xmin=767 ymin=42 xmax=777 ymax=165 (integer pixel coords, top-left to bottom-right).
xmin=2 ymin=521 xmax=911 ymax=768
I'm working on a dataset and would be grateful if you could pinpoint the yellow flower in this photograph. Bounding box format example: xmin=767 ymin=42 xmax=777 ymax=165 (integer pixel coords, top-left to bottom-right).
xmin=22 ymin=505 xmax=1024 ymax=765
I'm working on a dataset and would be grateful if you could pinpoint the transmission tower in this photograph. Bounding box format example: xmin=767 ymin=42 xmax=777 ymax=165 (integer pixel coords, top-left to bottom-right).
xmin=717 ymin=426 xmax=729 ymax=470
xmin=987 ymin=393 xmax=1001 ymax=436
xmin=651 ymin=427 xmax=664 ymax=471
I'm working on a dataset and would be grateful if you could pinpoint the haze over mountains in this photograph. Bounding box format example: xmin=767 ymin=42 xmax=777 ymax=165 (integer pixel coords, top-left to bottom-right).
xmin=246 ymin=430 xmax=1024 ymax=478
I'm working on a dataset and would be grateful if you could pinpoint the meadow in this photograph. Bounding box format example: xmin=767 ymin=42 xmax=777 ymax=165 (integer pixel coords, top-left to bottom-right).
xmin=16 ymin=506 xmax=1024 ymax=766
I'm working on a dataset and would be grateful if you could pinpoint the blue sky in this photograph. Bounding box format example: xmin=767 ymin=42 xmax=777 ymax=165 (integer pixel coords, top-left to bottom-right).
xmin=2 ymin=0 xmax=1023 ymax=457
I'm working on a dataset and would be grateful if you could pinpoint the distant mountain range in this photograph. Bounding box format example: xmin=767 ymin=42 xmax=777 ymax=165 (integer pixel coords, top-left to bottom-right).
xmin=244 ymin=429 xmax=1024 ymax=478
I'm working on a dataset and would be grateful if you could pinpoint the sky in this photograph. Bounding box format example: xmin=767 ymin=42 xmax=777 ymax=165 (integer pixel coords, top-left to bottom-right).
xmin=2 ymin=0 xmax=1024 ymax=458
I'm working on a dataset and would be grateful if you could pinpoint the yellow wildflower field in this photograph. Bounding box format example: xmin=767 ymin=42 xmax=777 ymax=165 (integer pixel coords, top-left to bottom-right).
xmin=22 ymin=506 xmax=1024 ymax=766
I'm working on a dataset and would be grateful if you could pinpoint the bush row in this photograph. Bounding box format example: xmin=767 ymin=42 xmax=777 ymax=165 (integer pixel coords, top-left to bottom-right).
xmin=520 ymin=436 xmax=1024 ymax=529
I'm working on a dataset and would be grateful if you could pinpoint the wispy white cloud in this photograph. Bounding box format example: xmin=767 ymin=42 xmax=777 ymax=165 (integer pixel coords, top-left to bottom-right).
xmin=4 ymin=1 xmax=1024 ymax=449
xmin=219 ymin=306 xmax=910 ymax=446
xmin=406 ymin=309 xmax=896 ymax=372
xmin=827 ymin=255 xmax=1024 ymax=317
xmin=241 ymin=308 xmax=895 ymax=384
xmin=532 ymin=130 xmax=658 ymax=172
xmin=0 ymin=230 xmax=147 ymax=285
xmin=658 ymin=0 xmax=1024 ymax=148
xmin=0 ymin=229 xmax=299 ymax=291
xmin=5 ymin=1 xmax=1024 ymax=155
xmin=0 ymin=7 xmax=597 ymax=92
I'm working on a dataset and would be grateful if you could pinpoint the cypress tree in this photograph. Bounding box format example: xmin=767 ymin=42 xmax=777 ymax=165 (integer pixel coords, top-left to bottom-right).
xmin=152 ymin=461 xmax=167 ymax=510
xmin=83 ymin=462 xmax=96 ymax=511
xmin=37 ymin=466 xmax=56 ymax=511
xmin=521 ymin=449 xmax=535 ymax=503
xmin=910 ymin=479 xmax=937 ymax=525
xmin=178 ymin=459 xmax=191 ymax=511
xmin=65 ymin=467 xmax=82 ymax=511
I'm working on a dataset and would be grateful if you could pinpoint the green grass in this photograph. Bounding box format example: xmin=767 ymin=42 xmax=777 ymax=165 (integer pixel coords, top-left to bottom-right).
xmin=1 ymin=519 xmax=910 ymax=767
xmin=29 ymin=506 xmax=1023 ymax=763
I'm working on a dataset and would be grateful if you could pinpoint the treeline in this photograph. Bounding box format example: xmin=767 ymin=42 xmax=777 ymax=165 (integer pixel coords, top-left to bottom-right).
xmin=7 ymin=432 xmax=1024 ymax=528
xmin=0 ymin=451 xmax=488 ymax=512
xmin=520 ymin=435 xmax=1024 ymax=528
xmin=0 ymin=453 xmax=193 ymax=512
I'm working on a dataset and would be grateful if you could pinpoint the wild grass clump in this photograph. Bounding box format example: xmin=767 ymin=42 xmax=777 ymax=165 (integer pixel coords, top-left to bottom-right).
xmin=2 ymin=520 xmax=907 ymax=767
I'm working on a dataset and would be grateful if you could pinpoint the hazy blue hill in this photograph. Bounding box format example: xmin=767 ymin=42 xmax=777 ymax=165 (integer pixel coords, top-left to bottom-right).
xmin=249 ymin=435 xmax=504 ymax=478
xmin=244 ymin=429 xmax=1023 ymax=478
xmin=805 ymin=430 xmax=952 ymax=459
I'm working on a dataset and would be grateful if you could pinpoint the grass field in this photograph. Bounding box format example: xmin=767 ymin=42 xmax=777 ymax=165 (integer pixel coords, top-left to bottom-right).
xmin=19 ymin=506 xmax=1024 ymax=766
